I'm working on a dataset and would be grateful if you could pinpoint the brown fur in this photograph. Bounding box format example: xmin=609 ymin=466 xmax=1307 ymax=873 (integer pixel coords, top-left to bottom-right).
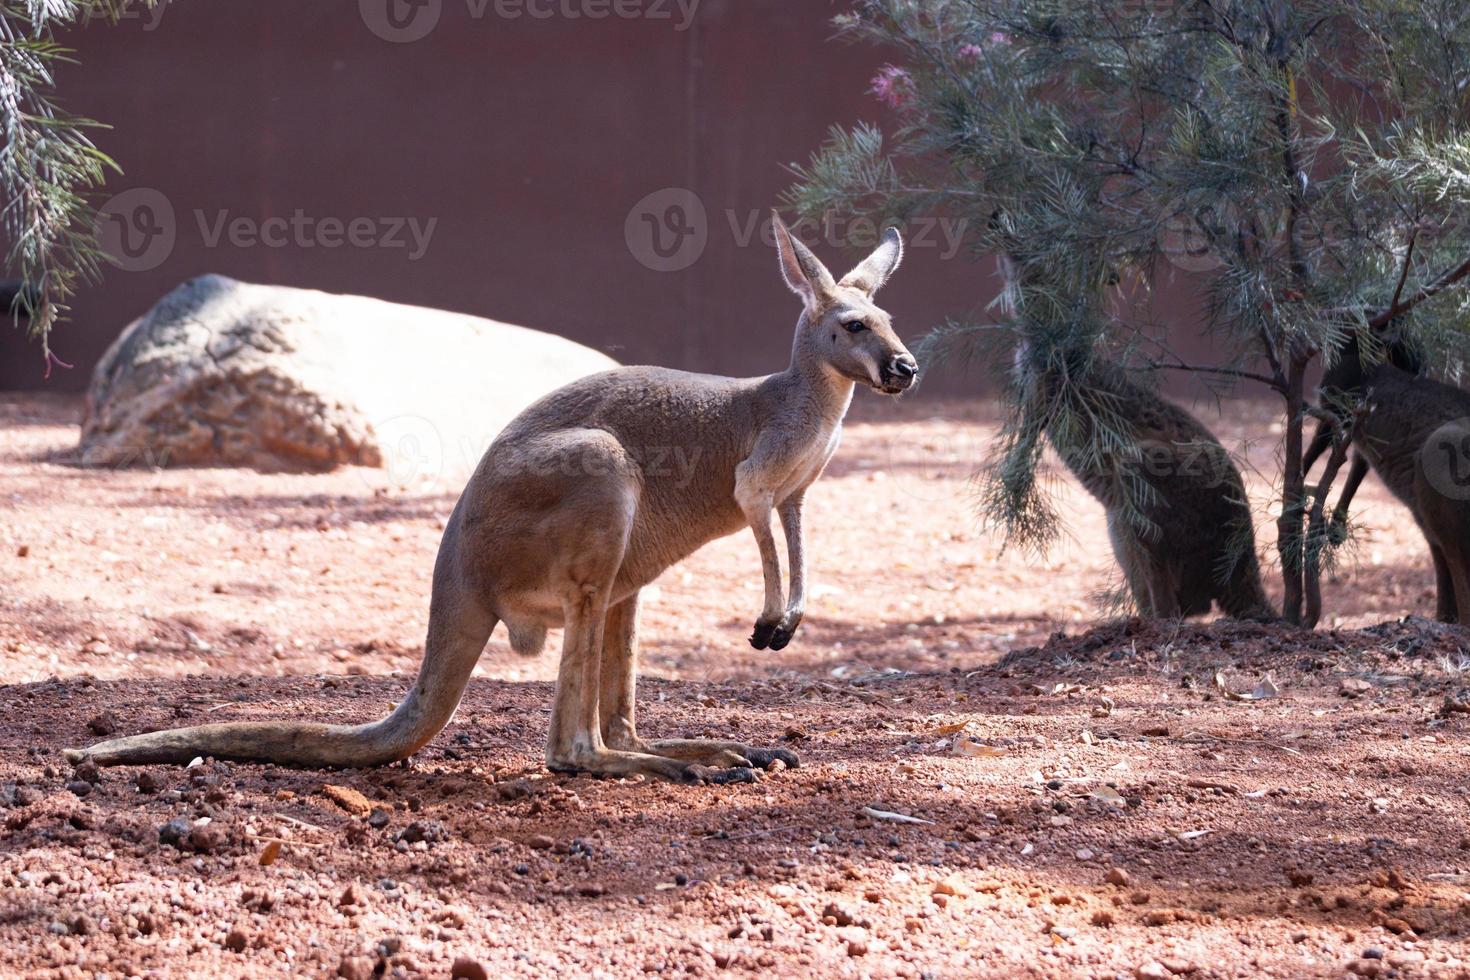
xmin=1040 ymin=359 xmax=1273 ymax=620
xmin=1305 ymin=334 xmax=1470 ymax=623
xmin=65 ymin=214 xmax=918 ymax=783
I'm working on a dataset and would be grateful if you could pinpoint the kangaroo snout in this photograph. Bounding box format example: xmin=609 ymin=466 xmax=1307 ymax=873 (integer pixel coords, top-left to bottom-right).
xmin=880 ymin=353 xmax=919 ymax=392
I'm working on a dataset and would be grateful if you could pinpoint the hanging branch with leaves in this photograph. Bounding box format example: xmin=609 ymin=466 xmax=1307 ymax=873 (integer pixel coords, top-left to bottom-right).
xmin=0 ymin=0 xmax=152 ymax=374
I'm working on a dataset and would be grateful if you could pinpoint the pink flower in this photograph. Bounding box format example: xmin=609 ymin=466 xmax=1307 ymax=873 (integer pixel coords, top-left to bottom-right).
xmin=991 ymin=31 xmax=1010 ymax=44
xmin=869 ymin=65 xmax=913 ymax=109
xmin=958 ymin=43 xmax=984 ymax=60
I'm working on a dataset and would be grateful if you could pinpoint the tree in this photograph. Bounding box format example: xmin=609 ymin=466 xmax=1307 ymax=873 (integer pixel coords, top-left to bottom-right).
xmin=789 ymin=0 xmax=1470 ymax=626
xmin=1 ymin=1 xmax=151 ymax=373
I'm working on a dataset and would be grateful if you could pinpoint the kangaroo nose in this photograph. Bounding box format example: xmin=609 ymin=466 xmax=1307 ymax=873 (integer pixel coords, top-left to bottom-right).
xmin=891 ymin=355 xmax=919 ymax=381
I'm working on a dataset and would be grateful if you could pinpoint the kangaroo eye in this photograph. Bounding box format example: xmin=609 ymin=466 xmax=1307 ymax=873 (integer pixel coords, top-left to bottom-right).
xmin=843 ymin=320 xmax=867 ymax=334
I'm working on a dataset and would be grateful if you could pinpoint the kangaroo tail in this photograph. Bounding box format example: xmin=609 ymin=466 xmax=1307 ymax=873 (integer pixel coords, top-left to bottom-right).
xmin=1219 ymin=553 xmax=1276 ymax=621
xmin=65 ymin=533 xmax=497 ymax=767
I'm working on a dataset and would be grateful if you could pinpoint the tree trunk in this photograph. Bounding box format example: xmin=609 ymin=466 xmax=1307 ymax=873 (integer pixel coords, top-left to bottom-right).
xmin=1277 ymin=354 xmax=1308 ymax=626
xmin=1303 ymin=435 xmax=1350 ymax=629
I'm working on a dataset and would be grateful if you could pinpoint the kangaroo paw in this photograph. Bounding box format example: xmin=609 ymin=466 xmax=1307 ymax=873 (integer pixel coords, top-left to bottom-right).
xmin=749 ymin=619 xmax=779 ymax=649
xmin=767 ymin=624 xmax=795 ymax=650
xmin=742 ymin=746 xmax=800 ymax=770
xmin=686 ymin=765 xmax=759 ymax=786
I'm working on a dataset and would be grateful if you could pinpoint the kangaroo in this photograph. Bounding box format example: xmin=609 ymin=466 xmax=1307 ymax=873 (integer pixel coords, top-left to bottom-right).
xmin=994 ymin=238 xmax=1272 ymax=621
xmin=1303 ymin=332 xmax=1470 ymax=623
xmin=1026 ymin=354 xmax=1275 ymax=620
xmin=65 ymin=214 xmax=919 ymax=784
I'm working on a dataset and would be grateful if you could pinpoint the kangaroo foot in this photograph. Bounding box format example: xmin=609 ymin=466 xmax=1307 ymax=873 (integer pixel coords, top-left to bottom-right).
xmin=548 ymin=747 xmax=757 ymax=786
xmin=749 ymin=612 xmax=802 ymax=650
xmin=648 ymin=738 xmax=800 ymax=771
xmin=750 ymin=618 xmax=780 ymax=649
xmin=742 ymin=745 xmax=801 ymax=770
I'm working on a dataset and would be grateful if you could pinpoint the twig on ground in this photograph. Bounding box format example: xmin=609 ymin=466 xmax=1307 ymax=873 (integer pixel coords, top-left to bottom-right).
xmin=860 ymin=806 xmax=935 ymax=825
xmin=1175 ymin=731 xmax=1303 ymax=756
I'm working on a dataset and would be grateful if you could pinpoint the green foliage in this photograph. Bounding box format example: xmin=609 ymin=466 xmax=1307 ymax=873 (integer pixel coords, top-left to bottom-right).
xmin=0 ymin=1 xmax=146 ymax=364
xmin=790 ymin=0 xmax=1470 ymax=623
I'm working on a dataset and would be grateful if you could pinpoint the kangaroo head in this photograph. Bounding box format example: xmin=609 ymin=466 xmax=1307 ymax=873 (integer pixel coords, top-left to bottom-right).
xmin=771 ymin=211 xmax=918 ymax=395
xmin=1322 ymin=329 xmax=1424 ymax=392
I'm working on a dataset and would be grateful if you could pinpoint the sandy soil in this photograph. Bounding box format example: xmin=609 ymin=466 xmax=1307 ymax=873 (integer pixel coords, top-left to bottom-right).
xmin=2 ymin=393 xmax=1469 ymax=978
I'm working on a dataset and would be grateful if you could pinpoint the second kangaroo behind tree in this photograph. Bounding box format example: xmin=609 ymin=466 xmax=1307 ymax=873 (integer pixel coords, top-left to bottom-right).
xmin=1305 ymin=332 xmax=1470 ymax=624
xmin=1027 ymin=353 xmax=1274 ymax=620
xmin=66 ymin=213 xmax=919 ymax=784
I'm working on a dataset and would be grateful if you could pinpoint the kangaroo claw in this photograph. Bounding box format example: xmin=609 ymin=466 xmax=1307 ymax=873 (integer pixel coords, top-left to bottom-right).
xmin=742 ymin=747 xmax=800 ymax=770
xmin=749 ymin=620 xmax=778 ymax=649
xmin=687 ymin=765 xmax=759 ymax=786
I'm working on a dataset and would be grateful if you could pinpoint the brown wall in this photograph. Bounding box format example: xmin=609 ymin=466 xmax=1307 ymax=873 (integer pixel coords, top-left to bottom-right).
xmin=1 ymin=0 xmax=1009 ymax=393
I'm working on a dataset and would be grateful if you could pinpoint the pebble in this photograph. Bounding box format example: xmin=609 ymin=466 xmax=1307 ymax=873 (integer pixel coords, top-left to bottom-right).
xmin=322 ymin=784 xmax=373 ymax=817
xmin=1285 ymin=866 xmax=1314 ymax=887
xmin=158 ymin=817 xmax=192 ymax=849
xmin=367 ymin=808 xmax=391 ymax=829
xmin=394 ymin=820 xmax=449 ymax=845
xmin=932 ymin=876 xmax=967 ymax=897
xmin=337 ymin=955 xmax=376 ymax=980
xmin=1136 ymin=961 xmax=1170 ymax=980
xmin=339 ymin=883 xmax=367 ymax=908
xmin=528 ymin=834 xmax=555 ymax=850
xmin=65 ymin=780 xmax=93 ymax=798
xmin=136 ymin=771 xmax=165 ymax=794
xmin=1105 ymin=867 xmax=1130 ymax=887
xmin=451 ymin=956 xmax=490 ymax=980
xmin=846 ymin=939 xmax=868 ymax=958
xmin=87 ymin=711 xmax=119 ymax=736
xmin=189 ymin=822 xmax=225 ymax=854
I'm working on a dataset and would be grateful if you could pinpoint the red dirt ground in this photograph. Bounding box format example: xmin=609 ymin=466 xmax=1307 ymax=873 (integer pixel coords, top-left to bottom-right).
xmin=3 ymin=393 xmax=1470 ymax=979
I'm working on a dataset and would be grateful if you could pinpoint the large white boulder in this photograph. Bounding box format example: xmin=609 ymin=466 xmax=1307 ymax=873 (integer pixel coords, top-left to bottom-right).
xmin=79 ymin=275 xmax=618 ymax=479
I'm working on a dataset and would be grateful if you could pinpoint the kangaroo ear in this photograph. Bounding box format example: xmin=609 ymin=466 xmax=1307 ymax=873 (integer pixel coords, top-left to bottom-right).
xmin=840 ymin=226 xmax=904 ymax=296
xmin=771 ymin=211 xmax=835 ymax=306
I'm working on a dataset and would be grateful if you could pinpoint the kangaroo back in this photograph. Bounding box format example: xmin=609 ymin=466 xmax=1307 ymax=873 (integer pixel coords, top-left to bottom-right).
xmin=1042 ymin=359 xmax=1272 ymax=619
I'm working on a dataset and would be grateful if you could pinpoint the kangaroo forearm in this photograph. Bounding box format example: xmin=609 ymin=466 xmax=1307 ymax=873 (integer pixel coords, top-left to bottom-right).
xmin=778 ymin=498 xmax=806 ymax=616
xmin=1334 ymin=453 xmax=1370 ymax=518
xmin=1302 ymin=420 xmax=1334 ymax=474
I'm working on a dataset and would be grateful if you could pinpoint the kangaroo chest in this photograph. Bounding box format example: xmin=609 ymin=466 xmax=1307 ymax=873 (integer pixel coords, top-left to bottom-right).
xmin=774 ymin=421 xmax=844 ymax=504
xmin=1356 ymin=377 xmax=1455 ymax=506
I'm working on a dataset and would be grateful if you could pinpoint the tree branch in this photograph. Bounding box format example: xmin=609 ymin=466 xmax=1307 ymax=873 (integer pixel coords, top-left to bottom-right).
xmin=1145 ymin=358 xmax=1283 ymax=391
xmin=1367 ymin=251 xmax=1470 ymax=329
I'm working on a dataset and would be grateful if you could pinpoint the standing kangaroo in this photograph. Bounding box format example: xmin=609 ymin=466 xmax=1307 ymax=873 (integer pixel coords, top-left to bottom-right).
xmin=1304 ymin=332 xmax=1470 ymax=623
xmin=66 ymin=214 xmax=919 ymax=784
xmin=1030 ymin=355 xmax=1275 ymax=620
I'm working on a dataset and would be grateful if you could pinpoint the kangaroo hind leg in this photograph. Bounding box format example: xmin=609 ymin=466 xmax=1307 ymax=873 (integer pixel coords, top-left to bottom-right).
xmin=543 ymin=470 xmax=754 ymax=786
xmin=597 ymin=591 xmax=795 ymax=772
